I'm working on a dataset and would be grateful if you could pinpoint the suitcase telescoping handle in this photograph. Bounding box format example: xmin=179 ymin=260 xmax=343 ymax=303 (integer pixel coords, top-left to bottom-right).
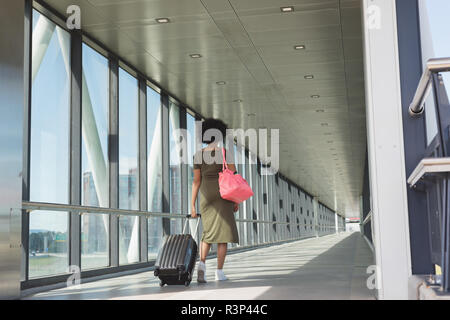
xmin=183 ymin=214 xmax=201 ymax=239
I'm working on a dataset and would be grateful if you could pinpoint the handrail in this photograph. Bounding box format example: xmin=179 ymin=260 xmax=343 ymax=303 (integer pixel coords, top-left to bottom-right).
xmin=409 ymin=57 xmax=450 ymax=116
xmin=362 ymin=211 xmax=372 ymax=226
xmin=22 ymin=201 xmax=184 ymax=219
xmin=22 ymin=201 xmax=332 ymax=228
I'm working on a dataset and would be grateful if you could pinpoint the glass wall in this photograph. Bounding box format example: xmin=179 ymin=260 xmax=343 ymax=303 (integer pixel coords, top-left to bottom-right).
xmin=147 ymin=86 xmax=163 ymax=259
xmin=118 ymin=68 xmax=139 ymax=210
xmin=30 ymin=10 xmax=70 ymax=205
xmin=118 ymin=68 xmax=139 ymax=265
xmin=29 ymin=10 xmax=70 ymax=278
xmin=81 ymin=44 xmax=109 ymax=208
xmin=169 ymin=101 xmax=182 ymax=234
xmin=81 ymin=213 xmax=109 ymax=269
xmin=24 ymin=5 xmax=341 ymax=283
xmin=187 ymin=113 xmax=196 ymax=215
xmin=29 ymin=211 xmax=68 ymax=278
xmin=80 ymin=44 xmax=110 ymax=269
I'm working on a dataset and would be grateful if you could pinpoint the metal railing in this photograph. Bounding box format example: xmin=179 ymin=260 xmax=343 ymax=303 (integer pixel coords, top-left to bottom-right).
xmin=409 ymin=57 xmax=450 ymax=116
xmin=408 ymin=57 xmax=450 ymax=292
xmin=22 ymin=201 xmax=333 ymax=234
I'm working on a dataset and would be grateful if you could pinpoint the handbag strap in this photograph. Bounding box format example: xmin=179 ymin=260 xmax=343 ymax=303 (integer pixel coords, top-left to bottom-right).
xmin=221 ymin=147 xmax=228 ymax=171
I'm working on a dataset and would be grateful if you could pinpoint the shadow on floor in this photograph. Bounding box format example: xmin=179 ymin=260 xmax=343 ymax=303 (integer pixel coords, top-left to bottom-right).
xmin=24 ymin=232 xmax=375 ymax=300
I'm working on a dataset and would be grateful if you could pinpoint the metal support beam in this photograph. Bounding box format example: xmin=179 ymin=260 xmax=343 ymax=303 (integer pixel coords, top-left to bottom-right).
xmin=69 ymin=30 xmax=82 ymax=268
xmin=0 ymin=0 xmax=26 ymax=299
xmin=362 ymin=0 xmax=412 ymax=299
xmin=161 ymin=93 xmax=170 ymax=236
xmin=396 ymin=0 xmax=433 ymax=276
xmin=21 ymin=0 xmax=33 ymax=283
xmin=180 ymin=107 xmax=188 ymax=215
xmin=138 ymin=77 xmax=148 ymax=262
xmin=109 ymin=56 xmax=119 ymax=267
xmin=313 ymin=197 xmax=319 ymax=238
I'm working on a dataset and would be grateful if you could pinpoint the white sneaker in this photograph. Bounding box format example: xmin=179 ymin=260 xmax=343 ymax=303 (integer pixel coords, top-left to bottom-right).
xmin=215 ymin=269 xmax=228 ymax=281
xmin=197 ymin=261 xmax=207 ymax=283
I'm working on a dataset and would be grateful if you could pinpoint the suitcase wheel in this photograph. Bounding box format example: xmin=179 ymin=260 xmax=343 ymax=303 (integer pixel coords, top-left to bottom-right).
xmin=184 ymin=280 xmax=191 ymax=287
xmin=159 ymin=280 xmax=165 ymax=287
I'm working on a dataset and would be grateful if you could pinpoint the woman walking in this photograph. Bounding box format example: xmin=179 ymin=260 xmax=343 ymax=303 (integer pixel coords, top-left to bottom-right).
xmin=190 ymin=118 xmax=239 ymax=283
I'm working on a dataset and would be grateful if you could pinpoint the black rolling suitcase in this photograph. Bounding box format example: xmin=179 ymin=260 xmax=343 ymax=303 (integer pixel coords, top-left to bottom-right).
xmin=154 ymin=214 xmax=201 ymax=287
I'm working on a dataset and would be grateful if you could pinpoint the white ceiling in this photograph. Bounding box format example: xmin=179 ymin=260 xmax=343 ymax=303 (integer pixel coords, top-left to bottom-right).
xmin=43 ymin=0 xmax=367 ymax=217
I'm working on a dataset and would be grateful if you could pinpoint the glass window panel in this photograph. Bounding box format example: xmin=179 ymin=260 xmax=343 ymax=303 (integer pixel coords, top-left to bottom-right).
xmin=187 ymin=113 xmax=196 ymax=214
xmin=81 ymin=213 xmax=109 ymax=269
xmin=30 ymin=11 xmax=70 ymax=204
xmin=169 ymin=101 xmax=182 ymax=234
xmin=148 ymin=217 xmax=163 ymax=260
xmin=147 ymin=87 xmax=162 ymax=212
xmin=29 ymin=211 xmax=68 ymax=278
xmin=119 ymin=216 xmax=140 ymax=265
xmin=169 ymin=101 xmax=181 ymax=214
xmin=81 ymin=43 xmax=109 ymax=207
xmin=118 ymin=68 xmax=139 ymax=210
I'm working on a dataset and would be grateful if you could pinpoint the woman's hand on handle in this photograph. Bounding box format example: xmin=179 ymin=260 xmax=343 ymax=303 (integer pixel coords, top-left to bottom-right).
xmin=191 ymin=206 xmax=198 ymax=218
xmin=233 ymin=203 xmax=239 ymax=212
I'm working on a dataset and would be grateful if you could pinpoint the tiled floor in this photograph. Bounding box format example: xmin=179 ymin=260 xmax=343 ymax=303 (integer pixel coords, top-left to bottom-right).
xmin=24 ymin=232 xmax=375 ymax=300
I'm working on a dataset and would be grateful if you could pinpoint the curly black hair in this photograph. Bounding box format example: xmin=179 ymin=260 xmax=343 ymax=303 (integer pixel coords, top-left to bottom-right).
xmin=202 ymin=118 xmax=228 ymax=144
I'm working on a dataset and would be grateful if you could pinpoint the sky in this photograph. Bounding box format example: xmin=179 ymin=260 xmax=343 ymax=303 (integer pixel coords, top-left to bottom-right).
xmin=419 ymin=0 xmax=450 ymax=144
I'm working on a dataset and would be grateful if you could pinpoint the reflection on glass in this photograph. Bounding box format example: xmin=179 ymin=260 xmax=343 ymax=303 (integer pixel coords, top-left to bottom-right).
xmin=119 ymin=216 xmax=140 ymax=265
xmin=81 ymin=43 xmax=109 ymax=208
xmin=147 ymin=87 xmax=163 ymax=259
xmin=81 ymin=213 xmax=109 ymax=269
xmin=148 ymin=217 xmax=163 ymax=260
xmin=119 ymin=68 xmax=139 ymax=210
xmin=419 ymin=0 xmax=450 ymax=145
xmin=147 ymin=87 xmax=162 ymax=212
xmin=29 ymin=211 xmax=68 ymax=278
xmin=187 ymin=113 xmax=196 ymax=214
xmin=169 ymin=101 xmax=182 ymax=233
xmin=30 ymin=10 xmax=70 ymax=204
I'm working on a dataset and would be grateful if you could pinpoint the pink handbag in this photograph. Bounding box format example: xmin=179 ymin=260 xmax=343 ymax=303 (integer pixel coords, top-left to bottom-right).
xmin=218 ymin=148 xmax=254 ymax=204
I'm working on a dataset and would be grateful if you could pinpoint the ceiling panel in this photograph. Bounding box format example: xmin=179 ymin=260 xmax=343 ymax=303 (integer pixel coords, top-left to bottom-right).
xmin=42 ymin=0 xmax=367 ymax=217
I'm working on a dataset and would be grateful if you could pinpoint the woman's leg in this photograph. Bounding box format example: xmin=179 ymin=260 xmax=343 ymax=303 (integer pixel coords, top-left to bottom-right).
xmin=200 ymin=241 xmax=211 ymax=262
xmin=198 ymin=241 xmax=211 ymax=283
xmin=217 ymin=243 xmax=227 ymax=269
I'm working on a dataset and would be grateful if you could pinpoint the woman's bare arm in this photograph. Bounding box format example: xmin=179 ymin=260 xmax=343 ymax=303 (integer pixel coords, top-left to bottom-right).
xmin=228 ymin=163 xmax=237 ymax=173
xmin=191 ymin=169 xmax=201 ymax=217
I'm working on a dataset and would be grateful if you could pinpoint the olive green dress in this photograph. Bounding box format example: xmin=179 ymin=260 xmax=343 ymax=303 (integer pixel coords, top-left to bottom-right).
xmin=194 ymin=149 xmax=239 ymax=244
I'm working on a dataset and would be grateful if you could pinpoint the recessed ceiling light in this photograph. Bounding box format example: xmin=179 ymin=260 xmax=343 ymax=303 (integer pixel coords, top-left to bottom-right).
xmin=216 ymin=81 xmax=226 ymax=85
xmin=233 ymin=99 xmax=243 ymax=103
xmin=316 ymin=109 xmax=325 ymax=113
xmin=321 ymin=123 xmax=328 ymax=126
xmin=294 ymin=44 xmax=306 ymax=50
xmin=156 ymin=17 xmax=170 ymax=23
xmin=281 ymin=6 xmax=294 ymax=12
xmin=304 ymin=75 xmax=314 ymax=80
xmin=247 ymin=113 xmax=256 ymax=117
xmin=311 ymin=95 xmax=320 ymax=99
xmin=189 ymin=53 xmax=202 ymax=58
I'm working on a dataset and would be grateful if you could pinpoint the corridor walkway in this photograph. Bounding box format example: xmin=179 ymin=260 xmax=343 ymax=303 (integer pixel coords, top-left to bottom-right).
xmin=24 ymin=232 xmax=375 ymax=300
